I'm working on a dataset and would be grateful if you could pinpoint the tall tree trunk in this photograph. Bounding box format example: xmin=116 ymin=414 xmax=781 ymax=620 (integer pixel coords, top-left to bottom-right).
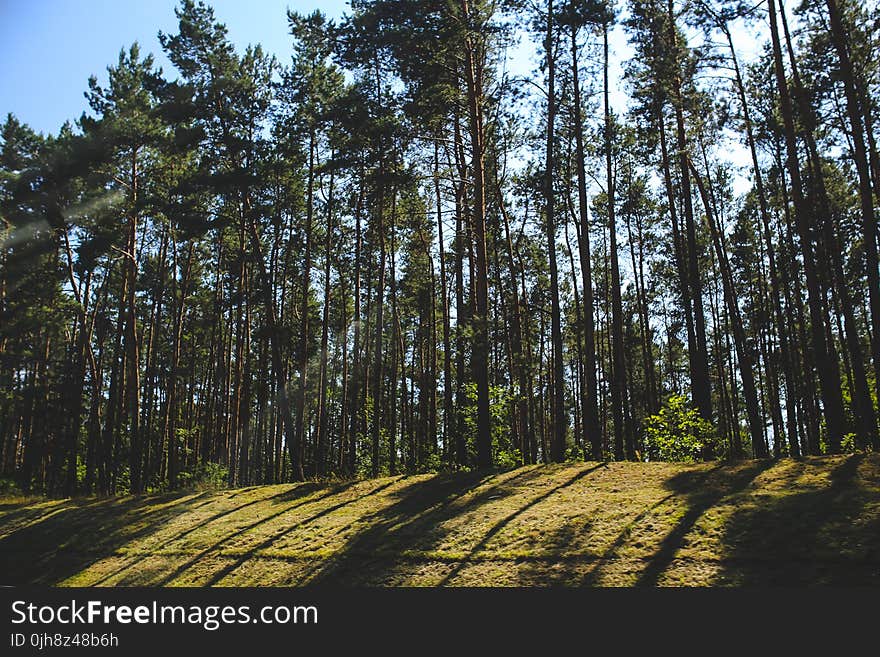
xmin=824 ymin=0 xmax=880 ymax=448
xmin=776 ymin=0 xmax=878 ymax=450
xmin=434 ymin=141 xmax=454 ymax=465
xmin=564 ymin=215 xmax=584 ymax=457
xmin=624 ymin=194 xmax=658 ymax=417
xmin=605 ymin=21 xmax=633 ymax=461
xmin=317 ymin=168 xmax=335 ymax=476
xmin=570 ymin=22 xmax=602 ymax=461
xmin=545 ymin=0 xmax=566 ymax=462
xmin=347 ymin=179 xmax=364 ymax=477
xmin=461 ymin=0 xmax=492 ymax=468
xmin=163 ymin=239 xmax=194 ymax=490
xmin=237 ymin=269 xmax=252 ymax=486
xmin=141 ymin=225 xmax=168 ymax=486
xmin=499 ymin=187 xmax=531 ymax=464
xmin=667 ymin=0 xmax=712 ymax=424
xmin=242 ymin=192 xmax=301 ymax=480
xmin=767 ymin=0 xmax=847 ymax=451
xmin=690 ymin=160 xmax=767 ymax=457
xmin=453 ymin=118 xmax=469 ymax=468
xmin=295 ymin=130 xmax=317 ymax=478
xmin=371 ymin=180 xmax=387 ymax=479
xmin=389 ymin=193 xmax=399 ymax=476
xmin=338 ymin=274 xmax=349 ymax=476
xmin=722 ymin=21 xmax=799 ymax=457
xmin=658 ymin=113 xmax=701 ymax=422
xmin=126 ymin=147 xmax=142 ymax=494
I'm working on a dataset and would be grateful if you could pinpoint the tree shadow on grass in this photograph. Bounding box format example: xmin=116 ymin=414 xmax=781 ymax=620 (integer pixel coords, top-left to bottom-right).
xmin=0 ymin=491 xmax=208 ymax=585
xmin=305 ymin=464 xmax=607 ymax=586
xmin=0 ymin=481 xmax=347 ymax=586
xmin=713 ymin=454 xmax=880 ymax=585
xmin=304 ymin=468 xmax=542 ymax=585
xmin=90 ymin=484 xmax=320 ymax=586
xmin=512 ymin=517 xmax=596 ymax=586
xmin=578 ymin=460 xmax=773 ymax=586
xmin=634 ymin=460 xmax=774 ymax=586
xmin=0 ymin=501 xmax=76 ymax=536
xmin=144 ymin=480 xmax=365 ymax=586
xmin=435 ymin=464 xmax=608 ymax=585
xmin=202 ymin=478 xmax=402 ymax=585
xmin=151 ymin=486 xmax=304 ymax=547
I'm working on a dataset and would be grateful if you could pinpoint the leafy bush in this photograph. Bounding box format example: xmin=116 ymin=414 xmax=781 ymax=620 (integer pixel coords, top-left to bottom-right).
xmin=178 ymin=462 xmax=229 ymax=491
xmin=0 ymin=477 xmax=22 ymax=497
xmin=461 ymin=382 xmax=523 ymax=467
xmin=643 ymin=395 xmax=717 ymax=463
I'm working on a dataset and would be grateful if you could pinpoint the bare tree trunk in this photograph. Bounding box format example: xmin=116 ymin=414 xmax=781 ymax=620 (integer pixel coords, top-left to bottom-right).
xmin=389 ymin=193 xmax=399 ymax=476
xmin=294 ymin=130 xmax=317 ymax=478
xmin=163 ymin=239 xmax=194 ymax=489
xmin=461 ymin=0 xmax=492 ymax=468
xmin=658 ymin=114 xmax=701 ymax=421
xmin=316 ymin=168 xmax=335 ymax=476
xmin=767 ymin=0 xmax=847 ymax=451
xmin=434 ymin=142 xmax=454 ymax=466
xmin=371 ymin=180 xmax=387 ymax=478
xmin=824 ymin=0 xmax=880 ymax=448
xmin=570 ymin=22 xmax=602 ymax=461
xmin=722 ymin=21 xmax=799 ymax=457
xmin=126 ymin=148 xmax=142 ymax=494
xmin=690 ymin=160 xmax=766 ymax=457
xmin=605 ymin=22 xmax=633 ymax=461
xmin=347 ymin=179 xmax=364 ymax=477
xmin=667 ymin=0 xmax=712 ymax=424
xmin=544 ymin=0 xmax=566 ymax=463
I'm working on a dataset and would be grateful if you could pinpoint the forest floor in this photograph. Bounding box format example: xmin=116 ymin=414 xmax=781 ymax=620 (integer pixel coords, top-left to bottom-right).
xmin=1 ymin=454 xmax=879 ymax=586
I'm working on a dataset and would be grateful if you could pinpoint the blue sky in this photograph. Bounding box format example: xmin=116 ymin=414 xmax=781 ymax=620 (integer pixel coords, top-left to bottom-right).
xmin=0 ymin=0 xmax=761 ymax=196
xmin=2 ymin=0 xmax=642 ymax=137
xmin=0 ymin=0 xmax=350 ymax=135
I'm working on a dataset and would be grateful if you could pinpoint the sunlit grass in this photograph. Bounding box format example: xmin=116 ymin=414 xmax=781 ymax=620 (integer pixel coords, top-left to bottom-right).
xmin=1 ymin=454 xmax=877 ymax=587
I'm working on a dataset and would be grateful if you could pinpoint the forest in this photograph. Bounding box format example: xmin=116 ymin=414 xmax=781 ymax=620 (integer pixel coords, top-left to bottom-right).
xmin=0 ymin=0 xmax=878 ymax=498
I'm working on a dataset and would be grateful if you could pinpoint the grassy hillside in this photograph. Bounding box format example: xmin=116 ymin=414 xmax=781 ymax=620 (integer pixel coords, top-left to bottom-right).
xmin=1 ymin=454 xmax=879 ymax=586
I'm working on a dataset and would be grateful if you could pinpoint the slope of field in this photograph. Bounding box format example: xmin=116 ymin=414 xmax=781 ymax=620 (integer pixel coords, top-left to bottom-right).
xmin=1 ymin=454 xmax=879 ymax=586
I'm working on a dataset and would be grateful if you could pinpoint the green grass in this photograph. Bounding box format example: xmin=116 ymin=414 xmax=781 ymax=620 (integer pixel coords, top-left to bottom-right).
xmin=2 ymin=454 xmax=879 ymax=586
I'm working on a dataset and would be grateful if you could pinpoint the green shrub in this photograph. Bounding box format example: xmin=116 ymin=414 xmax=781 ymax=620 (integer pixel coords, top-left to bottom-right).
xmin=0 ymin=477 xmax=22 ymax=497
xmin=643 ymin=395 xmax=717 ymax=463
xmin=178 ymin=462 xmax=229 ymax=491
